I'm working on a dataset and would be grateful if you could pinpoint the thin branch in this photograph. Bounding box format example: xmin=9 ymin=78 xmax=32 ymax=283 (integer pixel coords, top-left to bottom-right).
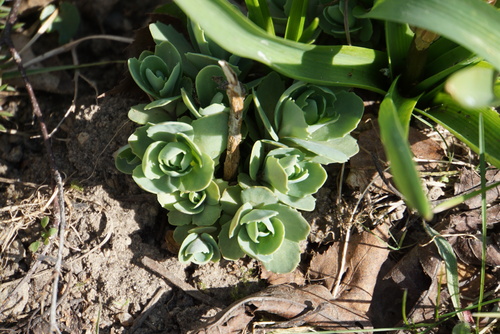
xmin=0 ymin=1 xmax=66 ymax=332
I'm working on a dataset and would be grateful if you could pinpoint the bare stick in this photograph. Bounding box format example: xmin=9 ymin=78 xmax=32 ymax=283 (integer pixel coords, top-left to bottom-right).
xmin=141 ymin=257 xmax=226 ymax=309
xmin=0 ymin=1 xmax=66 ymax=332
xmin=219 ymin=60 xmax=245 ymax=181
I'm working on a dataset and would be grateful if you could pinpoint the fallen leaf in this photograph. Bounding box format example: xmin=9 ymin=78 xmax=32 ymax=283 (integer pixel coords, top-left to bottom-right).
xmin=453 ymin=168 xmax=500 ymax=209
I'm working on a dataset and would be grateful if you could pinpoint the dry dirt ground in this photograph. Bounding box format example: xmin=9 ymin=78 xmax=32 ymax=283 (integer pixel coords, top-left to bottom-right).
xmin=1 ymin=1 xmax=500 ymax=334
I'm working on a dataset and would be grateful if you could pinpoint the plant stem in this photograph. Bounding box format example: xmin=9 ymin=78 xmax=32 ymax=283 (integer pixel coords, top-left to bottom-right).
xmin=220 ymin=60 xmax=245 ymax=181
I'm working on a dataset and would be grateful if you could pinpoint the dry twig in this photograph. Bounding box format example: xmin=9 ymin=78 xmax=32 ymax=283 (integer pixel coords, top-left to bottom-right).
xmin=219 ymin=60 xmax=245 ymax=181
xmin=0 ymin=1 xmax=66 ymax=332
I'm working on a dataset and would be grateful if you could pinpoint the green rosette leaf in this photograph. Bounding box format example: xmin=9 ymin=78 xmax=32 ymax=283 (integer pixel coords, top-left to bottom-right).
xmin=114 ymin=145 xmax=141 ymax=175
xmin=128 ymin=41 xmax=183 ymax=99
xmin=159 ymin=180 xmax=222 ymax=226
xmin=219 ymin=187 xmax=310 ymax=273
xmin=179 ymin=232 xmax=221 ymax=265
xmin=129 ymin=122 xmax=214 ymax=194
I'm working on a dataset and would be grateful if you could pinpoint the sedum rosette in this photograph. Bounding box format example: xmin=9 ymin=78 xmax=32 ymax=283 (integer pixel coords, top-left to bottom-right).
xmin=179 ymin=227 xmax=221 ymax=265
xmin=218 ymin=187 xmax=309 ymax=273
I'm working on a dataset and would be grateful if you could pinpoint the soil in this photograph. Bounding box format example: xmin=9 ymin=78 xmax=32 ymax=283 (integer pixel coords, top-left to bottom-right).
xmin=1 ymin=1 xmax=499 ymax=334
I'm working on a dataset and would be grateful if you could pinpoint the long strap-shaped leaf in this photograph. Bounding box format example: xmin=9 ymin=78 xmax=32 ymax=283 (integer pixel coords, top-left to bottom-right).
xmin=379 ymin=80 xmax=433 ymax=220
xmin=364 ymin=0 xmax=500 ymax=72
xmin=173 ymin=0 xmax=388 ymax=93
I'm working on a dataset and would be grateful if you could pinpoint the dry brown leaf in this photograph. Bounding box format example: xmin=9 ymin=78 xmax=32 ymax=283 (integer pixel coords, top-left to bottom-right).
xmin=454 ymin=168 xmax=500 ymax=209
xmin=192 ymin=284 xmax=374 ymax=333
xmin=260 ymin=267 xmax=306 ymax=286
xmin=347 ymin=118 xmax=444 ymax=191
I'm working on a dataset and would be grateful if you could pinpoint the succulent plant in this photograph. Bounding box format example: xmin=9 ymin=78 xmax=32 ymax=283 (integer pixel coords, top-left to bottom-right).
xmin=247 ymin=140 xmax=327 ymax=211
xmin=179 ymin=229 xmax=221 ymax=265
xmin=159 ymin=179 xmax=223 ymax=226
xmin=218 ymin=187 xmax=309 ymax=273
xmin=115 ymin=17 xmax=367 ymax=273
xmin=128 ymin=41 xmax=184 ymax=101
xmin=318 ymin=0 xmax=373 ymax=42
xmin=252 ymin=72 xmax=363 ymax=164
xmin=126 ymin=122 xmax=215 ymax=194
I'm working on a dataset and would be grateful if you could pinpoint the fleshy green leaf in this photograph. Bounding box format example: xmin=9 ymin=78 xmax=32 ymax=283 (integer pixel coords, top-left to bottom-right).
xmin=115 ymin=145 xmax=141 ymax=175
xmin=128 ymin=104 xmax=175 ymax=124
xmin=241 ymin=187 xmax=278 ymax=207
xmin=218 ymin=222 xmax=246 ymax=260
xmin=265 ymin=203 xmax=310 ymax=242
xmin=261 ymin=238 xmax=301 ymax=274
xmin=192 ymin=112 xmax=229 ymax=162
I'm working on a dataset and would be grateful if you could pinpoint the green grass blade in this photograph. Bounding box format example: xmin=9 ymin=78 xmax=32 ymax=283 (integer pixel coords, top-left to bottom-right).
xmin=416 ymin=93 xmax=500 ymax=168
xmin=173 ymin=0 xmax=388 ymax=93
xmin=379 ymin=81 xmax=433 ymax=220
xmin=384 ymin=22 xmax=412 ymax=80
xmin=432 ymin=181 xmax=500 ymax=214
xmin=478 ymin=112 xmax=487 ymax=320
xmin=423 ymin=223 xmax=463 ymax=322
xmin=245 ymin=0 xmax=275 ymax=35
xmin=284 ymin=0 xmax=308 ymax=41
xmin=364 ymin=0 xmax=500 ymax=72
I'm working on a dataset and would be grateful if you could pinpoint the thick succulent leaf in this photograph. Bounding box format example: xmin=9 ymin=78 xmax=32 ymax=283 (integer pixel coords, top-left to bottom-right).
xmin=238 ymin=217 xmax=285 ymax=257
xmin=167 ymin=210 xmax=192 ymax=226
xmin=155 ymin=41 xmax=183 ymax=75
xmin=309 ymin=90 xmax=364 ymax=140
xmin=128 ymin=104 xmax=175 ymax=124
xmin=287 ymin=162 xmax=327 ymax=197
xmin=218 ymin=222 xmax=245 ymax=260
xmin=263 ymin=156 xmax=289 ymax=194
xmin=114 ymin=145 xmax=141 ymax=175
xmin=191 ymin=112 xmax=228 ymax=162
xmin=195 ymin=65 xmax=226 ymax=108
xmin=128 ymin=58 xmax=154 ymax=96
xmin=378 ymin=84 xmax=433 ymax=220
xmin=149 ymin=22 xmax=199 ymax=78
xmin=364 ymin=0 xmax=500 ymax=72
xmin=147 ymin=122 xmax=194 ymax=142
xmin=178 ymin=153 xmax=214 ymax=192
xmin=283 ymin=135 xmax=359 ymax=164
xmin=252 ymin=91 xmax=280 ymax=141
xmin=277 ymin=99 xmax=310 ymax=138
xmin=132 ymin=165 xmax=180 ymax=194
xmin=142 ymin=141 xmax=168 ymax=180
xmin=241 ymin=187 xmax=279 ymax=207
xmin=264 ymin=203 xmax=309 ymax=242
xmin=158 ymin=63 xmax=182 ymax=97
xmin=220 ymin=184 xmax=243 ymax=216
xmin=229 ymin=202 xmax=253 ymax=238
xmin=261 ymin=238 xmax=301 ymax=274
xmin=128 ymin=125 xmax=154 ymax=159
xmin=275 ymin=192 xmax=316 ymax=212
xmin=179 ymin=233 xmax=221 ymax=264
xmin=417 ymin=93 xmax=500 ymax=169
xmin=173 ymin=0 xmax=388 ymax=93
xmin=192 ymin=205 xmax=222 ymax=226
xmin=144 ymin=96 xmax=182 ymax=110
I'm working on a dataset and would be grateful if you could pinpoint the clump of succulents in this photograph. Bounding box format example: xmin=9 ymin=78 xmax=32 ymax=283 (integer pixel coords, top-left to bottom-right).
xmin=115 ymin=19 xmax=364 ymax=273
